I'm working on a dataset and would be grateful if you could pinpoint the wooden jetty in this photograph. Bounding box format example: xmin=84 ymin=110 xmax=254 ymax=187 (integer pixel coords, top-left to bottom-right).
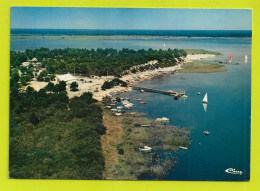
xmin=194 ymin=60 xmax=240 ymax=65
xmin=132 ymin=86 xmax=181 ymax=100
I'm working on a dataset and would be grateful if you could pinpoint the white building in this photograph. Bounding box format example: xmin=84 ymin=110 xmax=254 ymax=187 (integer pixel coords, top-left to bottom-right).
xmin=56 ymin=73 xmax=77 ymax=83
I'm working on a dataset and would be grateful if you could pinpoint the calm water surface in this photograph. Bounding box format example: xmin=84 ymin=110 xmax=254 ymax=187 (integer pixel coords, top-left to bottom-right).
xmin=11 ymin=37 xmax=251 ymax=181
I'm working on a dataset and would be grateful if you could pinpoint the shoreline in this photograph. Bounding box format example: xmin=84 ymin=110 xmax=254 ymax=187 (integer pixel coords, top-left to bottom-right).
xmin=91 ymin=54 xmax=215 ymax=101
xmin=26 ymin=54 xmax=216 ymax=101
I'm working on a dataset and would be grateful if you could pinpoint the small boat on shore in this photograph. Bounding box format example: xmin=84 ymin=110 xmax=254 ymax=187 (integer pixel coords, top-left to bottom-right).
xmin=179 ymin=146 xmax=188 ymax=150
xmin=203 ymin=130 xmax=210 ymax=135
xmin=156 ymin=117 xmax=169 ymax=122
xmin=225 ymin=168 xmax=243 ymax=175
xmin=139 ymin=146 xmax=152 ymax=151
xmin=140 ymin=102 xmax=147 ymax=104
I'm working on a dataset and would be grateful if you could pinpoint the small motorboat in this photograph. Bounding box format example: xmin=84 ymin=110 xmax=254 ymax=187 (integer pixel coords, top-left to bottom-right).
xmin=125 ymin=103 xmax=134 ymax=108
xmin=135 ymin=98 xmax=142 ymax=101
xmin=156 ymin=117 xmax=169 ymax=122
xmin=141 ymin=89 xmax=145 ymax=93
xmin=139 ymin=146 xmax=152 ymax=151
xmin=179 ymin=146 xmax=188 ymax=150
xmin=140 ymin=102 xmax=147 ymax=104
xmin=203 ymin=130 xmax=210 ymax=135
xmin=117 ymin=106 xmax=123 ymax=109
xmin=197 ymin=92 xmax=201 ymax=95
xmin=182 ymin=95 xmax=188 ymax=98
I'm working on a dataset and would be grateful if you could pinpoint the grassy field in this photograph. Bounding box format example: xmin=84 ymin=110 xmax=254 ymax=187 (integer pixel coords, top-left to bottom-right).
xmin=178 ymin=62 xmax=227 ymax=73
xmin=184 ymin=49 xmax=221 ymax=55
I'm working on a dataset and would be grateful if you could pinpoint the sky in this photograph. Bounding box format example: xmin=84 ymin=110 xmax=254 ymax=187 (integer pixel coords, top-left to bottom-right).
xmin=11 ymin=7 xmax=252 ymax=30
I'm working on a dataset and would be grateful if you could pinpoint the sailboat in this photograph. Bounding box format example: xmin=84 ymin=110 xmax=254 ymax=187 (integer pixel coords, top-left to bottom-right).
xmin=245 ymin=54 xmax=248 ymax=63
xmin=229 ymin=56 xmax=232 ymax=63
xmin=202 ymin=93 xmax=208 ymax=104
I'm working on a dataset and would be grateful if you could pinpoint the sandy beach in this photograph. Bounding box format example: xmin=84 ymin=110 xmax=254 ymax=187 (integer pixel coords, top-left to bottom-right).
xmin=26 ymin=54 xmax=215 ymax=101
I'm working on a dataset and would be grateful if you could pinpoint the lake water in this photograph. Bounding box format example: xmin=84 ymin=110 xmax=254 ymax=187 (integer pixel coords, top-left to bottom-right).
xmin=11 ymin=36 xmax=251 ymax=181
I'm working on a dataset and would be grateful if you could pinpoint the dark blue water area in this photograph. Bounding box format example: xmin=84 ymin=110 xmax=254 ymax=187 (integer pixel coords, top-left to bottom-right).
xmin=10 ymin=37 xmax=251 ymax=54
xmin=117 ymin=40 xmax=251 ymax=181
xmin=120 ymin=64 xmax=251 ymax=180
xmin=10 ymin=35 xmax=251 ymax=181
xmin=11 ymin=29 xmax=252 ymax=37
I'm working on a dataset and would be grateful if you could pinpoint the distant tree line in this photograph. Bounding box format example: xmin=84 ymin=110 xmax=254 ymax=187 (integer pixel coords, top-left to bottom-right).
xmin=9 ymin=77 xmax=106 ymax=179
xmin=10 ymin=48 xmax=187 ymax=77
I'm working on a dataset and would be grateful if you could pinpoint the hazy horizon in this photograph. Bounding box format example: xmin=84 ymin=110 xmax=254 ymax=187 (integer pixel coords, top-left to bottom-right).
xmin=11 ymin=8 xmax=252 ymax=30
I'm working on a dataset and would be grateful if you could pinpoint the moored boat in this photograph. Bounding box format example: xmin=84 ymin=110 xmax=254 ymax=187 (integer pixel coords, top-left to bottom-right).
xmin=203 ymin=130 xmax=210 ymax=135
xmin=156 ymin=117 xmax=169 ymax=122
xmin=139 ymin=146 xmax=152 ymax=151
xmin=179 ymin=146 xmax=188 ymax=150
xmin=140 ymin=102 xmax=147 ymax=104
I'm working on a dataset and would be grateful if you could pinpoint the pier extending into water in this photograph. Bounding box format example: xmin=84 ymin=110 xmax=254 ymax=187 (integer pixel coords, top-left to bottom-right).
xmin=132 ymin=86 xmax=181 ymax=99
xmin=194 ymin=60 xmax=240 ymax=65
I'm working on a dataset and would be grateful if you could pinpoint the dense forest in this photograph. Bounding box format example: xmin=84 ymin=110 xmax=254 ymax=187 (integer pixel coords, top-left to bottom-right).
xmin=9 ymin=74 xmax=106 ymax=179
xmin=9 ymin=47 xmax=188 ymax=179
xmin=10 ymin=48 xmax=187 ymax=77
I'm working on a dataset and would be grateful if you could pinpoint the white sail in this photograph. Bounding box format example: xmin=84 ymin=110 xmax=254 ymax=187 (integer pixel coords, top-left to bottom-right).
xmin=245 ymin=55 xmax=248 ymax=63
xmin=203 ymin=103 xmax=207 ymax=112
xmin=202 ymin=93 xmax=208 ymax=103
